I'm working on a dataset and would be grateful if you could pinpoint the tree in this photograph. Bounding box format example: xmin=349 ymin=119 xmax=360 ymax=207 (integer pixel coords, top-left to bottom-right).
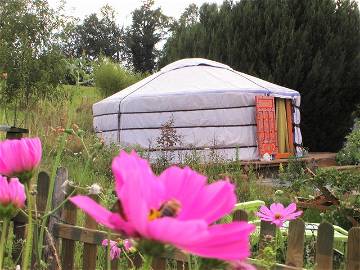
xmin=0 ymin=0 xmax=66 ymax=125
xmin=73 ymin=5 xmax=123 ymax=60
xmin=125 ymin=0 xmax=170 ymax=73
xmin=161 ymin=0 xmax=360 ymax=152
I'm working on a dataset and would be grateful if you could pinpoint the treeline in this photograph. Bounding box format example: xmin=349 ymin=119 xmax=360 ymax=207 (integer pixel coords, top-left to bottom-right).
xmin=161 ymin=0 xmax=360 ymax=152
xmin=62 ymin=1 xmax=170 ymax=73
xmin=0 ymin=0 xmax=168 ymax=122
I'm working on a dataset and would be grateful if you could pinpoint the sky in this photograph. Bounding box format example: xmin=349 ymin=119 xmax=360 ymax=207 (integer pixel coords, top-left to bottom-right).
xmin=48 ymin=0 xmax=225 ymax=27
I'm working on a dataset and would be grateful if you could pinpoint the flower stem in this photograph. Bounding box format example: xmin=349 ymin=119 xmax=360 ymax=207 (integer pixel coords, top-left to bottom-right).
xmin=0 ymin=219 xmax=9 ymax=269
xmin=23 ymin=183 xmax=33 ymax=270
xmin=107 ymin=230 xmax=111 ymax=270
xmin=141 ymin=254 xmax=153 ymax=270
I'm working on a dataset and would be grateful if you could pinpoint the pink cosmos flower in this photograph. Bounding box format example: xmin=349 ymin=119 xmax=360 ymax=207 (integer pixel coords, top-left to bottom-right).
xmin=256 ymin=203 xmax=303 ymax=227
xmin=70 ymin=150 xmax=255 ymax=261
xmin=123 ymin=239 xmax=133 ymax=252
xmin=0 ymin=175 xmax=26 ymax=218
xmin=102 ymin=239 xmax=121 ymax=260
xmin=0 ymin=137 xmax=42 ymax=178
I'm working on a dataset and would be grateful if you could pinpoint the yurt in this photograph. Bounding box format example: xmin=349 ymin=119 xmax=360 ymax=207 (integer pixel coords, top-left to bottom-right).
xmin=93 ymin=58 xmax=302 ymax=161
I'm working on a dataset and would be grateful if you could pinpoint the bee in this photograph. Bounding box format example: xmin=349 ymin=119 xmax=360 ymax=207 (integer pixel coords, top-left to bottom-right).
xmin=158 ymin=199 xmax=181 ymax=218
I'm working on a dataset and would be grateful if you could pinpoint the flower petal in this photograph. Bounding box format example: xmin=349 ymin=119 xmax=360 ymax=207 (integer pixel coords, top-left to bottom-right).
xmin=181 ymin=222 xmax=255 ymax=261
xmin=147 ymin=217 xmax=208 ymax=246
xmin=111 ymin=151 xmax=164 ymax=236
xmin=70 ymin=196 xmax=129 ymax=232
xmin=160 ymin=166 xmax=236 ymax=223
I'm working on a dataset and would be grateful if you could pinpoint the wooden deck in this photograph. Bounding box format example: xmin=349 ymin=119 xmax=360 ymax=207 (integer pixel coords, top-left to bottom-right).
xmin=240 ymin=152 xmax=337 ymax=169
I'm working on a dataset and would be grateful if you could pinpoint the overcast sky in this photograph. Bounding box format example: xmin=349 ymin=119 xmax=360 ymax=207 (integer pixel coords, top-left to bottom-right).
xmin=48 ymin=0 xmax=225 ymax=27
xmin=48 ymin=0 xmax=360 ymax=27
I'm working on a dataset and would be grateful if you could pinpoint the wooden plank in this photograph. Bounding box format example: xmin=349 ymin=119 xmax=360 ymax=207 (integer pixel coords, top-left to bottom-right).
xmin=82 ymin=194 xmax=99 ymax=270
xmin=152 ymin=257 xmax=166 ymax=270
xmin=259 ymin=221 xmax=276 ymax=252
xmin=346 ymin=227 xmax=360 ymax=270
xmin=32 ymin=172 xmax=50 ymax=268
xmin=53 ymin=223 xmax=121 ymax=245
xmin=315 ymin=222 xmax=334 ymax=270
xmin=271 ymin=263 xmax=304 ymax=270
xmin=61 ymin=187 xmax=77 ymax=270
xmin=232 ymin=209 xmax=248 ymax=221
xmin=47 ymin=167 xmax=68 ymax=270
xmin=285 ymin=219 xmax=305 ymax=268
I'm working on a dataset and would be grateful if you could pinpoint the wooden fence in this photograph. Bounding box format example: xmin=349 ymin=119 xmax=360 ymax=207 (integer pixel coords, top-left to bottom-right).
xmin=9 ymin=169 xmax=360 ymax=270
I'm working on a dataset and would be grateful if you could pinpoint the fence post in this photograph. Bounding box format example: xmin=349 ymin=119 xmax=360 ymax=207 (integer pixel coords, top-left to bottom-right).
xmin=47 ymin=167 xmax=68 ymax=270
xmin=285 ymin=219 xmax=305 ymax=268
xmin=259 ymin=221 xmax=276 ymax=252
xmin=232 ymin=209 xmax=249 ymax=222
xmin=346 ymin=227 xmax=360 ymax=270
xmin=82 ymin=194 xmax=99 ymax=270
xmin=60 ymin=185 xmax=77 ymax=270
xmin=31 ymin=172 xmax=51 ymax=268
xmin=315 ymin=222 xmax=334 ymax=270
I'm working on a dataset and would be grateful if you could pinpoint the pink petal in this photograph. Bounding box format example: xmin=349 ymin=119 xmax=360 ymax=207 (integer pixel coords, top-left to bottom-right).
xmin=258 ymin=205 xmax=273 ymax=216
xmin=283 ymin=203 xmax=297 ymax=215
xmin=70 ymin=196 xmax=129 ymax=232
xmin=111 ymin=151 xmax=164 ymax=236
xmin=285 ymin=211 xmax=303 ymax=220
xmin=0 ymin=138 xmax=42 ymax=176
xmin=256 ymin=212 xmax=274 ymax=221
xmin=147 ymin=217 xmax=208 ymax=246
xmin=8 ymin=178 xmax=25 ymax=208
xmin=270 ymin=203 xmax=284 ymax=213
xmin=272 ymin=219 xmax=284 ymax=227
xmin=160 ymin=166 xmax=236 ymax=224
xmin=182 ymin=222 xmax=256 ymax=261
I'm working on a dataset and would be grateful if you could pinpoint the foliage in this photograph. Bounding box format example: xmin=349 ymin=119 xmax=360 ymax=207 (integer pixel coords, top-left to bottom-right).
xmin=161 ymin=0 xmax=360 ymax=152
xmin=0 ymin=0 xmax=66 ymax=125
xmin=94 ymin=58 xmax=145 ymax=97
xmin=336 ymin=120 xmax=360 ymax=165
xmin=125 ymin=0 xmax=171 ymax=72
xmin=63 ymin=56 xmax=94 ymax=86
xmin=62 ymin=5 xmax=123 ymax=60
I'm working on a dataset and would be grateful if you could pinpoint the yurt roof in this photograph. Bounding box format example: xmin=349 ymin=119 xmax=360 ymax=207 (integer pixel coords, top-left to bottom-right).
xmin=93 ymin=58 xmax=300 ymax=115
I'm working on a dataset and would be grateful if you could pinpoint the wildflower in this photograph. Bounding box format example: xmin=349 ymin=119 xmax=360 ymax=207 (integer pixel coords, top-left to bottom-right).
xmin=0 ymin=137 xmax=42 ymax=182
xmin=88 ymin=183 xmax=102 ymax=195
xmin=123 ymin=239 xmax=135 ymax=252
xmin=102 ymin=239 xmax=121 ymax=260
xmin=0 ymin=176 xmax=26 ymax=218
xmin=71 ymin=151 xmax=255 ymax=261
xmin=256 ymin=203 xmax=302 ymax=228
xmin=61 ymin=180 xmax=74 ymax=195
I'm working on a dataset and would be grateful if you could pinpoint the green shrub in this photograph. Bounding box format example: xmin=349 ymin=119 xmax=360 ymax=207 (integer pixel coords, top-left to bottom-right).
xmin=94 ymin=58 xmax=144 ymax=97
xmin=336 ymin=121 xmax=360 ymax=165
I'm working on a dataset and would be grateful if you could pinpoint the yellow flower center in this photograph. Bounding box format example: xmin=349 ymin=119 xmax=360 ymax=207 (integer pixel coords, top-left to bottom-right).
xmin=274 ymin=213 xmax=282 ymax=219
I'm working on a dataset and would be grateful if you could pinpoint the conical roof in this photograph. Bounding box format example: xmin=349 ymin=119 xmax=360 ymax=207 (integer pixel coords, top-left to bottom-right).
xmin=93 ymin=58 xmax=300 ymax=116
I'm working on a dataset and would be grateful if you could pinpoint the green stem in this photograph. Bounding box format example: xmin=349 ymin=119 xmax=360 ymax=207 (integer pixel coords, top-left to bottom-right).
xmin=41 ymin=189 xmax=76 ymax=220
xmin=23 ymin=183 xmax=33 ymax=270
xmin=0 ymin=219 xmax=9 ymax=269
xmin=107 ymin=230 xmax=111 ymax=270
xmin=142 ymin=254 xmax=153 ymax=270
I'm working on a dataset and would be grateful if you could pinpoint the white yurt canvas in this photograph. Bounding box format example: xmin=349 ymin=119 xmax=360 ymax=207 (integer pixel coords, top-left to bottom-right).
xmin=93 ymin=58 xmax=302 ymax=161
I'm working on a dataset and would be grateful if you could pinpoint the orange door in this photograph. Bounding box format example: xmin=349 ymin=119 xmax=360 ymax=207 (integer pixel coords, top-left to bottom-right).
xmin=255 ymin=96 xmax=278 ymax=157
